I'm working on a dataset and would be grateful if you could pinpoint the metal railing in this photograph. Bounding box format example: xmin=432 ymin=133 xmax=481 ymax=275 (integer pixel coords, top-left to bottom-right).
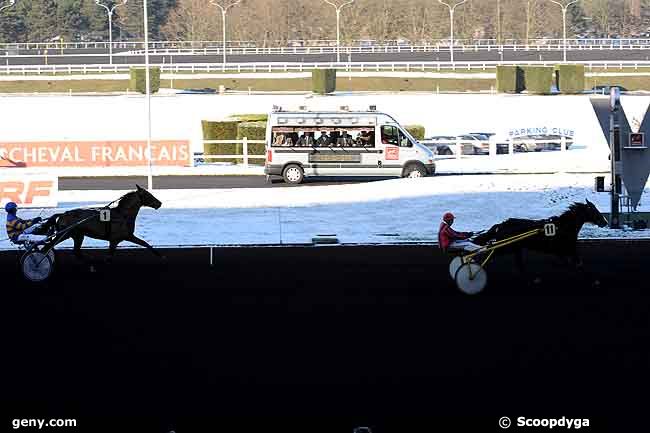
xmin=3 ymin=38 xmax=650 ymax=51
xmin=423 ymin=137 xmax=574 ymax=158
xmin=200 ymin=138 xmax=265 ymax=169
xmin=4 ymin=60 xmax=650 ymax=76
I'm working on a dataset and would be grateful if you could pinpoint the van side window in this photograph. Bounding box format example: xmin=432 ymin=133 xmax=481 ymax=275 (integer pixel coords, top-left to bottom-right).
xmin=399 ymin=130 xmax=413 ymax=148
xmin=381 ymin=126 xmax=398 ymax=145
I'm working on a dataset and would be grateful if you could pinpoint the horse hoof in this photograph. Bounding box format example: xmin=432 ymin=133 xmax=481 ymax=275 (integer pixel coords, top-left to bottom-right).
xmin=89 ymin=265 xmax=96 ymax=273
xmin=592 ymin=279 xmax=601 ymax=288
xmin=533 ymin=277 xmax=542 ymax=285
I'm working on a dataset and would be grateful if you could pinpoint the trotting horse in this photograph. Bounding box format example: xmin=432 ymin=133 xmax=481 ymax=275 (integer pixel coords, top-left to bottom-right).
xmin=41 ymin=185 xmax=163 ymax=263
xmin=472 ymin=199 xmax=608 ymax=274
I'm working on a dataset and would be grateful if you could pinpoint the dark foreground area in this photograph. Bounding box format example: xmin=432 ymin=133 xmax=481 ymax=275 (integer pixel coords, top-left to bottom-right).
xmin=1 ymin=241 xmax=649 ymax=432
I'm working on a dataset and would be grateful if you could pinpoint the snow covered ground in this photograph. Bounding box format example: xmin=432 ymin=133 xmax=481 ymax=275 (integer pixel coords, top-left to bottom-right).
xmin=3 ymin=173 xmax=648 ymax=251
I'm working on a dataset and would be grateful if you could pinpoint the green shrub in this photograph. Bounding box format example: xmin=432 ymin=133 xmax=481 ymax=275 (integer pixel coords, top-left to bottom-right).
xmin=556 ymin=64 xmax=585 ymax=94
xmin=202 ymin=120 xmax=239 ymax=164
xmin=129 ymin=67 xmax=160 ymax=94
xmin=237 ymin=121 xmax=267 ymax=165
xmin=496 ymin=65 xmax=523 ymax=93
xmin=405 ymin=125 xmax=425 ymax=141
xmin=229 ymin=113 xmax=269 ymax=122
xmin=522 ymin=66 xmax=554 ymax=94
xmin=312 ymin=69 xmax=337 ymax=94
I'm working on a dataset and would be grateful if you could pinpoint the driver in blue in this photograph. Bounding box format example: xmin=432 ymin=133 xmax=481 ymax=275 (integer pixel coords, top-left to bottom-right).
xmin=5 ymin=202 xmax=47 ymax=244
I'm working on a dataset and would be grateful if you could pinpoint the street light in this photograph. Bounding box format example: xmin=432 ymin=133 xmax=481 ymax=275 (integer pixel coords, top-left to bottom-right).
xmin=437 ymin=0 xmax=469 ymax=64
xmin=210 ymin=0 xmax=242 ymax=64
xmin=143 ymin=0 xmax=153 ymax=190
xmin=323 ymin=0 xmax=355 ymax=63
xmin=549 ymin=0 xmax=579 ymax=62
xmin=95 ymin=1 xmax=128 ymax=65
xmin=0 ymin=0 xmax=16 ymax=14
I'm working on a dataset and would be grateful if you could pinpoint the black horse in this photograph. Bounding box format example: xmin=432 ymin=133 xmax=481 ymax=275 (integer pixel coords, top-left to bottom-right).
xmin=41 ymin=185 xmax=163 ymax=263
xmin=472 ymin=199 xmax=608 ymax=272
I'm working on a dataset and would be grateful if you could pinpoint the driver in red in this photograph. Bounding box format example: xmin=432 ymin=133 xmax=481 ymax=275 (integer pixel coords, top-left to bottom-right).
xmin=438 ymin=212 xmax=480 ymax=253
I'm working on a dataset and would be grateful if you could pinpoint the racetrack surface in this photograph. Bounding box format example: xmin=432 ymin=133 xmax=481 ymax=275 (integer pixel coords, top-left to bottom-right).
xmin=1 ymin=241 xmax=648 ymax=431
xmin=58 ymin=175 xmax=391 ymax=190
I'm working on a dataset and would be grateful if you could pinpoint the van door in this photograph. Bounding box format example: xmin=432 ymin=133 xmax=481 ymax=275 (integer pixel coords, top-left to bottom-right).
xmin=380 ymin=125 xmax=416 ymax=176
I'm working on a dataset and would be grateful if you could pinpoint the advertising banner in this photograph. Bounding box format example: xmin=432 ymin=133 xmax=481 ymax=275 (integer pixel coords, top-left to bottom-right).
xmin=0 ymin=174 xmax=58 ymax=208
xmin=0 ymin=140 xmax=191 ymax=168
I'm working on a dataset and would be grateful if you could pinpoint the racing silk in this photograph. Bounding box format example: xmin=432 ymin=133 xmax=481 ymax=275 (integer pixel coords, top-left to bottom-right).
xmin=438 ymin=221 xmax=471 ymax=252
xmin=6 ymin=213 xmax=37 ymax=242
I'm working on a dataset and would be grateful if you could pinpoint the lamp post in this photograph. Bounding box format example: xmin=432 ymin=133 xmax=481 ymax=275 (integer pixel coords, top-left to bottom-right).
xmin=143 ymin=0 xmax=153 ymax=190
xmin=437 ymin=0 xmax=469 ymax=64
xmin=549 ymin=0 xmax=579 ymax=63
xmin=210 ymin=0 xmax=242 ymax=64
xmin=0 ymin=0 xmax=16 ymax=14
xmin=323 ymin=0 xmax=355 ymax=63
xmin=95 ymin=1 xmax=128 ymax=65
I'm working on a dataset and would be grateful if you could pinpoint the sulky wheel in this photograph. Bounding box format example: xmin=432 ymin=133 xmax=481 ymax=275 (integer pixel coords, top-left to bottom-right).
xmin=455 ymin=262 xmax=487 ymax=295
xmin=21 ymin=251 xmax=54 ymax=283
xmin=449 ymin=256 xmax=464 ymax=280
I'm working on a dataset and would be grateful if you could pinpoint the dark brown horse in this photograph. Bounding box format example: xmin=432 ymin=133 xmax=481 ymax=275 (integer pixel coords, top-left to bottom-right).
xmin=42 ymin=185 xmax=162 ymax=262
xmin=473 ymin=199 xmax=608 ymax=274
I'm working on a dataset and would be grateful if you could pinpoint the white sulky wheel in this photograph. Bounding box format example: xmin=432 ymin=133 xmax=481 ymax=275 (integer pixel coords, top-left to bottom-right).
xmin=21 ymin=251 xmax=54 ymax=283
xmin=449 ymin=256 xmax=464 ymax=280
xmin=455 ymin=262 xmax=487 ymax=295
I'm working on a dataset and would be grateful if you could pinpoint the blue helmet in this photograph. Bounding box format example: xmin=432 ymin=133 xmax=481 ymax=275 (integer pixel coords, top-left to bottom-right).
xmin=4 ymin=202 xmax=17 ymax=213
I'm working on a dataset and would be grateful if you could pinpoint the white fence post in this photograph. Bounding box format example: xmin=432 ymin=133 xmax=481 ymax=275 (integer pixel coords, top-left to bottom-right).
xmin=561 ymin=136 xmax=566 ymax=152
xmin=243 ymin=136 xmax=249 ymax=169
xmin=456 ymin=138 xmax=462 ymax=159
xmin=508 ymin=137 xmax=514 ymax=155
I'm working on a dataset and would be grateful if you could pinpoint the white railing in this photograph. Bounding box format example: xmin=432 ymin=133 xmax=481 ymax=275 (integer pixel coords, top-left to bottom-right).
xmin=3 ymin=38 xmax=650 ymax=51
xmin=200 ymin=138 xmax=265 ymax=169
xmin=423 ymin=137 xmax=574 ymax=158
xmin=4 ymin=60 xmax=650 ymax=76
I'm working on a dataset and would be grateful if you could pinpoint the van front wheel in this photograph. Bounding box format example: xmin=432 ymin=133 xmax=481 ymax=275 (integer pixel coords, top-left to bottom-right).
xmin=283 ymin=164 xmax=304 ymax=184
xmin=403 ymin=163 xmax=427 ymax=179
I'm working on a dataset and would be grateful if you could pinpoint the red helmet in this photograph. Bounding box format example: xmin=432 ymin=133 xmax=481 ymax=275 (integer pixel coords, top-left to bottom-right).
xmin=443 ymin=212 xmax=455 ymax=223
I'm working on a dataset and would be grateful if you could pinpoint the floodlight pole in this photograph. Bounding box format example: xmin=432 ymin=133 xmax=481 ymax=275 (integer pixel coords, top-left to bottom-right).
xmin=0 ymin=0 xmax=16 ymax=15
xmin=210 ymin=0 xmax=242 ymax=64
xmin=438 ymin=0 xmax=468 ymax=64
xmin=323 ymin=0 xmax=355 ymax=63
xmin=143 ymin=0 xmax=153 ymax=190
xmin=96 ymin=1 xmax=128 ymax=65
xmin=549 ymin=0 xmax=579 ymax=63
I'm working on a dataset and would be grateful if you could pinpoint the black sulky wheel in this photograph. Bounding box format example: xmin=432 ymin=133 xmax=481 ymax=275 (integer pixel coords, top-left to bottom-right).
xmin=21 ymin=251 xmax=54 ymax=283
xmin=455 ymin=262 xmax=487 ymax=295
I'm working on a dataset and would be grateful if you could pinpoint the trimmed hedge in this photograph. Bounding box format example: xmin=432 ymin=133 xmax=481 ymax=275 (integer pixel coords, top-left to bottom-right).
xmin=496 ymin=65 xmax=523 ymax=93
xmin=556 ymin=64 xmax=585 ymax=94
xmin=237 ymin=121 xmax=267 ymax=165
xmin=229 ymin=113 xmax=269 ymax=122
xmin=522 ymin=66 xmax=554 ymax=94
xmin=405 ymin=125 xmax=425 ymax=141
xmin=312 ymin=69 xmax=336 ymax=94
xmin=202 ymin=120 xmax=239 ymax=164
xmin=129 ymin=67 xmax=160 ymax=94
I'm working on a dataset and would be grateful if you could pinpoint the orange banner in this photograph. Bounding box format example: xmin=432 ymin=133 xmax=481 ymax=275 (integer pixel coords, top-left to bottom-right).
xmin=0 ymin=140 xmax=191 ymax=167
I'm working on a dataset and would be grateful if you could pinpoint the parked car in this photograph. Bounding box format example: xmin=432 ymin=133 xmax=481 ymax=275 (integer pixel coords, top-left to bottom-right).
xmin=513 ymin=135 xmax=572 ymax=152
xmin=591 ymin=85 xmax=628 ymax=94
xmin=421 ymin=136 xmax=456 ymax=155
xmin=457 ymin=134 xmax=490 ymax=155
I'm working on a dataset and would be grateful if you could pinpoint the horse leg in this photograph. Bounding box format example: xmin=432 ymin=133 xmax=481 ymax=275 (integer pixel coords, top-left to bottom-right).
xmin=516 ymin=249 xmax=542 ymax=285
xmin=126 ymin=235 xmax=165 ymax=260
xmin=105 ymin=240 xmax=120 ymax=264
xmin=71 ymin=234 xmax=96 ymax=273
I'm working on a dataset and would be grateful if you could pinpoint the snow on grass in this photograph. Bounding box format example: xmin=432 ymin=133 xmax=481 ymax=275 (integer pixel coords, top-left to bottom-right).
xmin=3 ymin=173 xmax=648 ymax=251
